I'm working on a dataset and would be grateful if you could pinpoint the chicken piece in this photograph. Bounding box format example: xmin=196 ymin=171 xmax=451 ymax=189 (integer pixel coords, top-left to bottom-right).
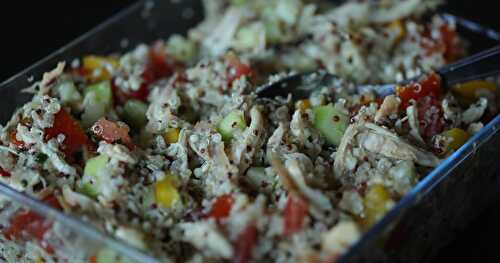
xmin=201 ymin=7 xmax=242 ymax=57
xmin=290 ymin=109 xmax=323 ymax=157
xmin=176 ymin=220 xmax=233 ymax=259
xmin=335 ymin=123 xmax=440 ymax=179
xmin=406 ymin=105 xmax=425 ymax=144
xmin=321 ymin=221 xmax=361 ymax=256
xmin=269 ymin=151 xmax=333 ymax=213
xmin=462 ymin=97 xmax=487 ymax=124
xmin=166 ymin=128 xmax=192 ymax=182
xmin=374 ymin=95 xmax=400 ymax=123
xmin=146 ymin=81 xmax=178 ymax=133
xmin=23 ymin=62 xmax=66 ymax=95
xmin=229 ymin=106 xmax=266 ymax=173
xmin=190 ymin=122 xmax=237 ymax=197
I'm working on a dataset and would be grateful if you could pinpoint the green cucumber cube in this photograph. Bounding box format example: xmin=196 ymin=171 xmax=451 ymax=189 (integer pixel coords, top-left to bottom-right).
xmin=313 ymin=104 xmax=349 ymax=146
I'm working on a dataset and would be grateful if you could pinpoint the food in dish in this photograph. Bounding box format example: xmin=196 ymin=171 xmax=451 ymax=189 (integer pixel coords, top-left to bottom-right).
xmin=0 ymin=0 xmax=498 ymax=262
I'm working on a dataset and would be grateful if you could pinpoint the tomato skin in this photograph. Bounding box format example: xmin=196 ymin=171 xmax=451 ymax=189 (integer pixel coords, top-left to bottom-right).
xmin=91 ymin=118 xmax=135 ymax=150
xmin=4 ymin=194 xmax=61 ymax=254
xmin=45 ymin=109 xmax=90 ymax=158
xmin=115 ymin=42 xmax=181 ymax=104
xmin=397 ymin=73 xmax=444 ymax=139
xmin=232 ymin=223 xmax=258 ymax=263
xmin=283 ymin=195 xmax=309 ymax=235
xmin=149 ymin=42 xmax=176 ymax=79
xmin=210 ymin=194 xmax=234 ymax=220
xmin=439 ymin=24 xmax=462 ymax=62
xmin=226 ymin=56 xmax=254 ymax=85
xmin=397 ymin=73 xmax=442 ymax=109
xmin=0 ymin=167 xmax=10 ymax=177
xmin=10 ymin=131 xmax=26 ymax=149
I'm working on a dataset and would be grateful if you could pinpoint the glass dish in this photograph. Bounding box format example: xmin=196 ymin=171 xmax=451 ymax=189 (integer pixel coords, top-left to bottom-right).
xmin=0 ymin=1 xmax=498 ymax=262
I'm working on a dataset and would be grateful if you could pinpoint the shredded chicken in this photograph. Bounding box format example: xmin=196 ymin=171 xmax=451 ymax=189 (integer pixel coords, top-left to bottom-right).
xmin=335 ymin=122 xmax=440 ymax=180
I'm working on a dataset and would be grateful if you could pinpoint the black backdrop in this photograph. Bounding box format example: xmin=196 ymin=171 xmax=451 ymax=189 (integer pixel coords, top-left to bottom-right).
xmin=1 ymin=1 xmax=500 ymax=262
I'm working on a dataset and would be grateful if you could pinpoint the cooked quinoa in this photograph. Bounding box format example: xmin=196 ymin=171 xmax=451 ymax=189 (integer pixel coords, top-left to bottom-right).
xmin=0 ymin=0 xmax=498 ymax=262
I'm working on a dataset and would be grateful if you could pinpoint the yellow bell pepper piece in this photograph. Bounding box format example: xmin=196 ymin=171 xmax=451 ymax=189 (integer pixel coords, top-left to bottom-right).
xmin=360 ymin=184 xmax=394 ymax=229
xmin=452 ymin=80 xmax=497 ymax=100
xmin=387 ymin=20 xmax=406 ymax=44
xmin=295 ymin=99 xmax=311 ymax=111
xmin=155 ymin=174 xmax=180 ymax=208
xmin=35 ymin=257 xmax=44 ymax=263
xmin=83 ymin=55 xmax=119 ymax=82
xmin=442 ymin=128 xmax=470 ymax=154
xmin=163 ymin=128 xmax=180 ymax=144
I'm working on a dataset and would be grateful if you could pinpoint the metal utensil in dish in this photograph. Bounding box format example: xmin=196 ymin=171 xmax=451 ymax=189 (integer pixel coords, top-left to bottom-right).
xmin=257 ymin=45 xmax=500 ymax=99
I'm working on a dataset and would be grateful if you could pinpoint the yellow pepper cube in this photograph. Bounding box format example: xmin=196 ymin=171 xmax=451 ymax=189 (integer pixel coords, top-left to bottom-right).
xmin=387 ymin=20 xmax=406 ymax=44
xmin=295 ymin=99 xmax=311 ymax=111
xmin=452 ymin=80 xmax=497 ymax=100
xmin=163 ymin=128 xmax=180 ymax=144
xmin=155 ymin=174 xmax=180 ymax=208
xmin=442 ymin=128 xmax=470 ymax=153
xmin=83 ymin=55 xmax=119 ymax=82
xmin=361 ymin=184 xmax=394 ymax=229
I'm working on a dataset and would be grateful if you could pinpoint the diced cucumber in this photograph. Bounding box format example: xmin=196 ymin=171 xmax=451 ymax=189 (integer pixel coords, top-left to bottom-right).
xmin=217 ymin=110 xmax=247 ymax=142
xmin=313 ymin=104 xmax=349 ymax=146
xmin=80 ymin=155 xmax=109 ymax=198
xmin=82 ymin=81 xmax=113 ymax=128
xmin=56 ymin=81 xmax=81 ymax=105
xmin=84 ymin=81 xmax=113 ymax=106
xmin=264 ymin=18 xmax=283 ymax=44
xmin=231 ymin=0 xmax=246 ymax=6
xmin=167 ymin=35 xmax=197 ymax=63
xmin=234 ymin=23 xmax=265 ymax=51
xmin=123 ymin=99 xmax=148 ymax=129
xmin=96 ymin=248 xmax=136 ymax=263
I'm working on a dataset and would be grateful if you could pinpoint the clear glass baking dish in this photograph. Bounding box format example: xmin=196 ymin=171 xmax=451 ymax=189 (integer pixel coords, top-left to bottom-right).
xmin=0 ymin=1 xmax=498 ymax=262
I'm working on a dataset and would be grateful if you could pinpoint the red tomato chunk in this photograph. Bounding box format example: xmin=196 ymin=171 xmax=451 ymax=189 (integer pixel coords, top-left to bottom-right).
xmin=91 ymin=118 xmax=134 ymax=150
xmin=210 ymin=194 xmax=234 ymax=220
xmin=45 ymin=109 xmax=90 ymax=157
xmin=283 ymin=195 xmax=309 ymax=235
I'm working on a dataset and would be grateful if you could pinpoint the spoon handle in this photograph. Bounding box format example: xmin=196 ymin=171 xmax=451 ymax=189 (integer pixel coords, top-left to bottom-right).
xmin=437 ymin=45 xmax=500 ymax=86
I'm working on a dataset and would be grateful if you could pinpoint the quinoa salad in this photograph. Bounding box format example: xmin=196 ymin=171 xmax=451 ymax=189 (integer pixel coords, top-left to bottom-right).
xmin=0 ymin=0 xmax=498 ymax=262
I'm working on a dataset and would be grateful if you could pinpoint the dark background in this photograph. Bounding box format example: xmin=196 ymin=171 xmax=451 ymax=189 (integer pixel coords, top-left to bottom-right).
xmin=1 ymin=1 xmax=500 ymax=262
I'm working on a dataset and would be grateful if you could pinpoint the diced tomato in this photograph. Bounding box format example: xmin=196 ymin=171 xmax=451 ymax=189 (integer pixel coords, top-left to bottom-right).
xmin=397 ymin=73 xmax=442 ymax=109
xmin=232 ymin=223 xmax=258 ymax=263
xmin=210 ymin=194 xmax=234 ymax=220
xmin=10 ymin=131 xmax=26 ymax=149
xmin=416 ymin=95 xmax=445 ymax=139
xmin=226 ymin=56 xmax=254 ymax=85
xmin=421 ymin=24 xmax=462 ymax=62
xmin=91 ymin=118 xmax=134 ymax=150
xmin=45 ymin=109 xmax=90 ymax=158
xmin=283 ymin=195 xmax=309 ymax=235
xmin=0 ymin=167 xmax=10 ymax=177
xmin=4 ymin=194 xmax=61 ymax=254
xmin=71 ymin=67 xmax=90 ymax=78
xmin=149 ymin=41 xmax=176 ymax=79
xmin=439 ymin=24 xmax=462 ymax=62
xmin=115 ymin=42 xmax=181 ymax=104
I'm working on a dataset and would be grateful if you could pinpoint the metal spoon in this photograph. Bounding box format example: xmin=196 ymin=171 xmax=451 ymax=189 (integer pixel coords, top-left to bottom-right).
xmin=256 ymin=45 xmax=500 ymax=100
